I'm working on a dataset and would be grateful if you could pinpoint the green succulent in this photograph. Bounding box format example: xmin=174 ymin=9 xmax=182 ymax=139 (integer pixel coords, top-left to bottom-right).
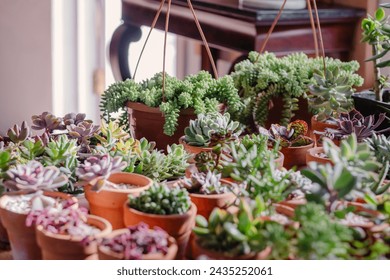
xmin=128 ymin=183 xmax=191 ymax=215
xmin=100 ymin=71 xmax=243 ymax=136
xmin=365 ymin=133 xmax=390 ymax=179
xmin=184 ymin=112 xmax=241 ymax=147
xmin=308 ymin=67 xmax=355 ymax=122
xmin=178 ymin=171 xmax=231 ymax=195
xmin=230 ymin=52 xmax=363 ymax=130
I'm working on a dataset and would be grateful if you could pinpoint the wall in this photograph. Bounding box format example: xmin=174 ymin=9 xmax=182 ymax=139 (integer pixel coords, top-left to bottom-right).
xmin=0 ymin=0 xmax=52 ymax=135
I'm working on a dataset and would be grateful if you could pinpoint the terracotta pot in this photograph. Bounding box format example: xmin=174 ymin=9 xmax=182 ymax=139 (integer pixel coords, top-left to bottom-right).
xmin=179 ymin=136 xmax=213 ymax=163
xmin=84 ymin=172 xmax=152 ymax=230
xmin=311 ymin=115 xmax=338 ymax=146
xmin=190 ymin=180 xmax=237 ymax=220
xmin=280 ymin=137 xmax=314 ymax=169
xmin=98 ymin=229 xmax=178 ymax=260
xmin=123 ymin=203 xmax=197 ymax=259
xmin=0 ymin=216 xmax=8 ymax=245
xmin=306 ymin=147 xmax=332 ymax=166
xmin=36 ymin=215 xmax=112 ymax=260
xmin=0 ymin=191 xmax=76 ymax=260
xmin=191 ymin=237 xmax=271 ymax=260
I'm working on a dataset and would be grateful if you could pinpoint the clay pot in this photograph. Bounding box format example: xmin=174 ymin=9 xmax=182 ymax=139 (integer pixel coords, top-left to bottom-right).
xmin=123 ymin=203 xmax=197 ymax=259
xmin=98 ymin=229 xmax=178 ymax=260
xmin=0 ymin=217 xmax=8 ymax=245
xmin=311 ymin=115 xmax=338 ymax=146
xmin=84 ymin=172 xmax=152 ymax=230
xmin=280 ymin=137 xmax=314 ymax=169
xmin=191 ymin=237 xmax=271 ymax=260
xmin=0 ymin=191 xmax=76 ymax=260
xmin=190 ymin=180 xmax=237 ymax=220
xmin=179 ymin=136 xmax=213 ymax=163
xmin=306 ymin=147 xmax=332 ymax=166
xmin=36 ymin=215 xmax=112 ymax=260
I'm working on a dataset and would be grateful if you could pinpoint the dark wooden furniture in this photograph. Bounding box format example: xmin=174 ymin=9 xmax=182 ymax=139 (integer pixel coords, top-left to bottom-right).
xmin=109 ymin=0 xmax=365 ymax=81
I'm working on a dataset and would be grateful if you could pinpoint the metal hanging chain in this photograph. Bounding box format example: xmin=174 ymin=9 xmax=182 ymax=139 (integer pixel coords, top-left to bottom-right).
xmin=187 ymin=0 xmax=219 ymax=79
xmin=133 ymin=0 xmax=166 ymax=80
xmin=162 ymin=0 xmax=172 ymax=102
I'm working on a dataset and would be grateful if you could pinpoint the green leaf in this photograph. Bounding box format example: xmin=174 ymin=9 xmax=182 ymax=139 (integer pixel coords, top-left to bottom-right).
xmin=223 ymin=222 xmax=247 ymax=242
xmin=195 ymin=215 xmax=208 ymax=228
xmin=375 ymin=8 xmax=385 ymax=21
xmin=365 ymin=49 xmax=389 ymax=62
xmin=376 ymin=59 xmax=390 ymax=68
xmin=334 ymin=168 xmax=356 ymax=198
xmin=193 ymin=226 xmax=210 ymax=236
xmin=363 ymin=194 xmax=378 ymax=206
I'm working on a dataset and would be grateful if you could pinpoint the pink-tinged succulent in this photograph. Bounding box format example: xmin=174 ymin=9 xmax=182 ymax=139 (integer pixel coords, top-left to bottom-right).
xmin=31 ymin=112 xmax=63 ymax=133
xmin=325 ymin=109 xmax=390 ymax=142
xmin=7 ymin=121 xmax=31 ymax=143
xmin=99 ymin=223 xmax=169 ymax=260
xmin=67 ymin=121 xmax=100 ymax=146
xmin=76 ymin=155 xmax=126 ymax=191
xmin=267 ymin=120 xmax=312 ymax=148
xmin=63 ymin=113 xmax=90 ymax=126
xmin=3 ymin=161 xmax=68 ymax=191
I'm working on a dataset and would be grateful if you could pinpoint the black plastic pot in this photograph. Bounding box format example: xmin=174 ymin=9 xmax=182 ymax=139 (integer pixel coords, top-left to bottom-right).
xmin=352 ymin=91 xmax=390 ymax=136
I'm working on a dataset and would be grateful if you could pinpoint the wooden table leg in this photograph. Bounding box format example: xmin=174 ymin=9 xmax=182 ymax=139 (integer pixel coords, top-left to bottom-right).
xmin=109 ymin=23 xmax=142 ymax=81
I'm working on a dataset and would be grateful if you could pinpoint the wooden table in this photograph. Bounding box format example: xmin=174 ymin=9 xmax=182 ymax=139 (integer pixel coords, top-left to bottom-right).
xmin=109 ymin=0 xmax=365 ymax=80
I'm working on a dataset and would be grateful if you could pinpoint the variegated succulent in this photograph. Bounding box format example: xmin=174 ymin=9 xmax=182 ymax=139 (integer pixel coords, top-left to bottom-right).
xmin=67 ymin=121 xmax=100 ymax=148
xmin=76 ymin=154 xmax=126 ymax=191
xmin=266 ymin=120 xmax=312 ymax=147
xmin=3 ymin=160 xmax=68 ymax=191
xmin=184 ymin=112 xmax=241 ymax=147
xmin=7 ymin=121 xmax=31 ymax=144
xmin=325 ymin=109 xmax=390 ymax=142
xmin=178 ymin=171 xmax=231 ymax=194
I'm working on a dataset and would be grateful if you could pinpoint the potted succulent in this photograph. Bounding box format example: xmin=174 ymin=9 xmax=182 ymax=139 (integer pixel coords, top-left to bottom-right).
xmin=322 ymin=109 xmax=390 ymax=144
xmin=27 ymin=201 xmax=112 ymax=260
xmin=77 ymin=154 xmax=153 ymax=229
xmin=307 ymin=66 xmax=358 ymax=144
xmin=123 ymin=183 xmax=197 ymax=259
xmin=261 ymin=120 xmax=314 ymax=169
xmin=98 ymin=223 xmax=177 ymax=260
xmin=179 ymin=112 xmax=241 ymax=161
xmin=366 ymin=133 xmax=390 ymax=180
xmin=177 ymin=171 xmax=237 ymax=219
xmin=100 ymin=71 xmax=243 ymax=150
xmin=355 ymin=5 xmax=390 ymax=130
xmin=0 ymin=161 xmax=71 ymax=259
xmin=230 ymin=51 xmax=363 ymax=132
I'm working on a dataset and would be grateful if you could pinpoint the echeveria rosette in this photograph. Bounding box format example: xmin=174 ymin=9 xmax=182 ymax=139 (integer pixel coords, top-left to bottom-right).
xmin=3 ymin=160 xmax=68 ymax=191
xmin=31 ymin=112 xmax=64 ymax=133
xmin=76 ymin=154 xmax=126 ymax=191
xmin=63 ymin=113 xmax=90 ymax=126
xmin=99 ymin=223 xmax=170 ymax=260
xmin=67 ymin=121 xmax=100 ymax=146
xmin=7 ymin=121 xmax=31 ymax=144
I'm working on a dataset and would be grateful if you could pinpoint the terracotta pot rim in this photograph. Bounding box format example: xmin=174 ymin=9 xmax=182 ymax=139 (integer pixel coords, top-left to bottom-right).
xmin=281 ymin=136 xmax=314 ymax=150
xmin=311 ymin=115 xmax=338 ymax=126
xmin=36 ymin=214 xmax=112 ymax=242
xmin=307 ymin=147 xmax=328 ymax=157
xmin=124 ymin=202 xmax=197 ymax=220
xmin=189 ymin=190 xmax=236 ymax=199
xmin=179 ymin=136 xmax=213 ymax=150
xmin=98 ymin=230 xmax=177 ymax=260
xmin=85 ymin=172 xmax=153 ymax=194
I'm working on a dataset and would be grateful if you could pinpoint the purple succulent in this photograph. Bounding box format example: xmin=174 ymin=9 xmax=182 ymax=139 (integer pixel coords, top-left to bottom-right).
xmin=3 ymin=161 xmax=68 ymax=191
xmin=325 ymin=109 xmax=390 ymax=142
xmin=31 ymin=112 xmax=63 ymax=133
xmin=7 ymin=121 xmax=31 ymax=143
xmin=67 ymin=121 xmax=100 ymax=147
xmin=63 ymin=113 xmax=90 ymax=126
xmin=99 ymin=223 xmax=170 ymax=260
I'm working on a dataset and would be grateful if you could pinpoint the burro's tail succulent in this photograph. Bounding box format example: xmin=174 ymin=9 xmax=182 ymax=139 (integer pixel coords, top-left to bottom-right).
xmin=76 ymin=154 xmax=126 ymax=191
xmin=3 ymin=160 xmax=68 ymax=191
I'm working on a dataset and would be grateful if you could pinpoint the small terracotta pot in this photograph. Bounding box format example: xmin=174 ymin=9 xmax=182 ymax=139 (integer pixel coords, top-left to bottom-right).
xmin=306 ymin=147 xmax=332 ymax=166
xmin=179 ymin=136 xmax=212 ymax=163
xmin=311 ymin=115 xmax=338 ymax=146
xmin=191 ymin=238 xmax=271 ymax=260
xmin=190 ymin=185 xmax=236 ymax=220
xmin=123 ymin=203 xmax=197 ymax=259
xmin=84 ymin=172 xmax=152 ymax=230
xmin=36 ymin=215 xmax=112 ymax=260
xmin=98 ymin=229 xmax=178 ymax=260
xmin=280 ymin=137 xmax=314 ymax=169
xmin=0 ymin=191 xmax=77 ymax=260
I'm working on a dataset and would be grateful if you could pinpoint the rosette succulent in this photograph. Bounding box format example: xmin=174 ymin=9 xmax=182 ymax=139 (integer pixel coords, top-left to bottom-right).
xmin=3 ymin=161 xmax=68 ymax=191
xmin=184 ymin=112 xmax=241 ymax=147
xmin=76 ymin=155 xmax=126 ymax=191
xmin=31 ymin=112 xmax=63 ymax=133
xmin=266 ymin=120 xmax=312 ymax=147
xmin=178 ymin=171 xmax=231 ymax=194
xmin=67 ymin=121 xmax=100 ymax=149
xmin=7 ymin=121 xmax=31 ymax=144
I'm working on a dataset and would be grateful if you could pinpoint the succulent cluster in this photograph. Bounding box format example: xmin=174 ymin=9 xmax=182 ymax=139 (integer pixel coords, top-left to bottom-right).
xmin=178 ymin=171 xmax=231 ymax=194
xmin=100 ymin=71 xmax=243 ymax=136
xmin=265 ymin=120 xmax=312 ymax=148
xmin=128 ymin=183 xmax=191 ymax=215
xmin=230 ymin=51 xmax=363 ymax=130
xmin=3 ymin=161 xmax=68 ymax=192
xmin=366 ymin=133 xmax=390 ymax=179
xmin=184 ymin=112 xmax=241 ymax=147
xmin=76 ymin=155 xmax=126 ymax=191
xmin=324 ymin=109 xmax=390 ymax=142
xmin=308 ymin=67 xmax=355 ymax=121
xmin=99 ymin=223 xmax=170 ymax=260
